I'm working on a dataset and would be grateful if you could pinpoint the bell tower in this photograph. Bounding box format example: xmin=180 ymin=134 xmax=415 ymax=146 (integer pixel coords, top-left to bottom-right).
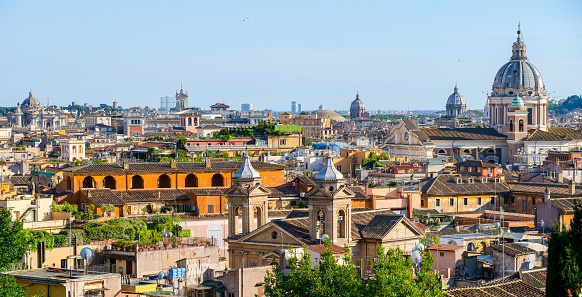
xmin=225 ymin=154 xmax=270 ymax=238
xmin=506 ymin=95 xmax=529 ymax=159
xmin=307 ymin=157 xmax=354 ymax=243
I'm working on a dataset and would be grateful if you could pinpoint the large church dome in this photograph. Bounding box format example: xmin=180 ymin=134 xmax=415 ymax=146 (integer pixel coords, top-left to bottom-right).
xmin=446 ymin=85 xmax=466 ymax=106
xmin=491 ymin=29 xmax=545 ymax=97
xmin=21 ymin=91 xmax=42 ymax=109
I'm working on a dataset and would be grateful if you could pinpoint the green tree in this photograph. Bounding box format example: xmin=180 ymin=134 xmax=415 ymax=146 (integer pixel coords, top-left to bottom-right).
xmin=0 ymin=209 xmax=28 ymax=271
xmin=0 ymin=274 xmax=29 ymax=297
xmin=264 ymin=242 xmax=442 ymax=297
xmin=101 ymin=204 xmax=115 ymax=217
xmin=546 ymin=202 xmax=582 ymax=296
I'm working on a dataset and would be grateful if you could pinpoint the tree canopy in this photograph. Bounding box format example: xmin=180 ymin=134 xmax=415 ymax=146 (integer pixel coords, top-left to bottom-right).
xmin=546 ymin=202 xmax=582 ymax=296
xmin=264 ymin=242 xmax=443 ymax=297
xmin=0 ymin=209 xmax=28 ymax=271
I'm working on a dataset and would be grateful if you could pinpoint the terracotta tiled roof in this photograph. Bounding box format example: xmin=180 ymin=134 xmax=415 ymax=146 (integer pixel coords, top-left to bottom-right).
xmin=360 ymin=214 xmax=404 ymax=240
xmin=444 ymin=280 xmax=544 ymax=297
xmin=272 ymin=209 xmax=395 ymax=244
xmin=421 ymin=175 xmax=510 ymax=195
xmin=268 ymin=184 xmax=301 ymax=197
xmin=549 ymin=197 xmax=582 ymax=213
xmin=525 ymin=127 xmax=582 ymax=141
xmin=348 ymin=186 xmax=367 ymax=199
xmin=490 ymin=243 xmax=535 ymax=257
xmin=507 ymin=182 xmax=582 ymax=196
xmin=64 ymin=161 xmax=284 ymax=173
xmin=294 ymin=175 xmax=315 ymax=186
xmin=82 ymin=189 xmax=125 ymax=206
xmin=421 ymin=127 xmax=507 ymax=141
xmin=81 ymin=188 xmax=225 ymax=205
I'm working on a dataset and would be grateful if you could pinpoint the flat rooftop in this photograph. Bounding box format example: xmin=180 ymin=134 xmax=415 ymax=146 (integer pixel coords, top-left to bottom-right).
xmin=6 ymin=268 xmax=118 ymax=283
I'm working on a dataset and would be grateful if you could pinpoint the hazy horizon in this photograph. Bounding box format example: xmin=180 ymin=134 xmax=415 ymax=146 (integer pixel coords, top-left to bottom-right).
xmin=1 ymin=1 xmax=580 ymax=112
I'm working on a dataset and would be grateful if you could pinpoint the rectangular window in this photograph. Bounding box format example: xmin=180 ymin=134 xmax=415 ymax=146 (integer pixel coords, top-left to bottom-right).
xmin=207 ymin=204 xmax=215 ymax=214
xmin=532 ymin=197 xmax=536 ymax=205
xmin=522 ymin=200 xmax=527 ymax=211
xmin=468 ymin=167 xmax=473 ymax=173
xmin=449 ymin=198 xmax=454 ymax=206
xmin=511 ymin=196 xmax=515 ymax=205
xmin=477 ymin=197 xmax=482 ymax=205
xmin=436 ymin=199 xmax=440 ymax=207
xmin=463 ymin=197 xmax=468 ymax=206
xmin=504 ymin=196 xmax=509 ymax=205
xmin=421 ymin=199 xmax=425 ymax=207
xmin=490 ymin=197 xmax=495 ymax=205
xmin=337 ymin=165 xmax=341 ymax=171
xmin=536 ymin=157 xmax=541 ymax=162
xmin=527 ymin=108 xmax=533 ymax=125
xmin=440 ymin=252 xmax=445 ymax=257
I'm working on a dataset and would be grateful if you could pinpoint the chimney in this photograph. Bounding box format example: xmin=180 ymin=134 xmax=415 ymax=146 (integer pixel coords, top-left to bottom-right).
xmin=205 ymin=158 xmax=211 ymax=169
xmin=557 ymin=172 xmax=564 ymax=183
xmin=170 ymin=159 xmax=177 ymax=169
xmin=569 ymin=179 xmax=576 ymax=195
xmin=123 ymin=160 xmax=129 ymax=170
xmin=544 ymin=187 xmax=550 ymax=202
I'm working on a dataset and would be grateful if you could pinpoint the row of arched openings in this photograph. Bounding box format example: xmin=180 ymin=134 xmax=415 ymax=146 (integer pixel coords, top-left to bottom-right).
xmin=315 ymin=209 xmax=347 ymax=239
xmin=78 ymin=173 xmax=225 ymax=189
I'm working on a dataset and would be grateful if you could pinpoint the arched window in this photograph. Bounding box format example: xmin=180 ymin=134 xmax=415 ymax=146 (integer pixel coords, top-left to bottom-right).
xmin=316 ymin=210 xmax=325 ymax=239
xmin=102 ymin=176 xmax=116 ymax=189
xmin=131 ymin=175 xmax=144 ymax=189
xmin=66 ymin=176 xmax=72 ymax=190
xmin=185 ymin=174 xmax=198 ymax=188
xmin=467 ymin=242 xmax=476 ymax=252
xmin=462 ymin=149 xmax=471 ymax=155
xmin=211 ymin=174 xmax=224 ymax=187
xmin=82 ymin=176 xmax=95 ymax=188
xmin=253 ymin=206 xmax=264 ymax=231
xmin=519 ymin=119 xmax=524 ymax=132
xmin=188 ymin=118 xmax=192 ymax=126
xmin=234 ymin=206 xmax=242 ymax=234
xmin=437 ymin=149 xmax=447 ymax=155
xmin=158 ymin=174 xmax=171 ymax=188
xmin=509 ymin=119 xmax=514 ymax=132
xmin=337 ymin=209 xmax=346 ymax=238
xmin=72 ymin=146 xmax=77 ymax=153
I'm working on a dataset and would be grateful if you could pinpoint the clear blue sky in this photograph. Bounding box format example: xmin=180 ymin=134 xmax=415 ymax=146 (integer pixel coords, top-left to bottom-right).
xmin=0 ymin=1 xmax=580 ymax=112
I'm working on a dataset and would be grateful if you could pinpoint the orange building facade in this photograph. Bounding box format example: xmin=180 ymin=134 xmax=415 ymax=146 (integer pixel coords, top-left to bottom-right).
xmin=59 ymin=161 xmax=285 ymax=217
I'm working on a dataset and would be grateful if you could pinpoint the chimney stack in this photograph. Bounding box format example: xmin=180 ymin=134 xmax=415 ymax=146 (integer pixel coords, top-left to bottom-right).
xmin=123 ymin=160 xmax=129 ymax=170
xmin=569 ymin=179 xmax=576 ymax=195
xmin=544 ymin=187 xmax=550 ymax=202
xmin=205 ymin=158 xmax=211 ymax=169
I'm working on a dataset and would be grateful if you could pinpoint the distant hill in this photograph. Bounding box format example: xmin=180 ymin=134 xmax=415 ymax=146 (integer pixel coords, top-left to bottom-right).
xmin=548 ymin=95 xmax=582 ymax=114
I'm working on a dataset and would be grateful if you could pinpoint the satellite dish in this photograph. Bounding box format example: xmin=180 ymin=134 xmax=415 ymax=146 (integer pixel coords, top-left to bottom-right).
xmin=167 ymin=232 xmax=173 ymax=238
xmin=321 ymin=234 xmax=330 ymax=242
xmin=411 ymin=250 xmax=422 ymax=265
xmin=80 ymin=247 xmax=93 ymax=260
xmin=158 ymin=271 xmax=165 ymax=279
xmin=494 ymin=222 xmax=501 ymax=228
xmin=413 ymin=243 xmax=425 ymax=252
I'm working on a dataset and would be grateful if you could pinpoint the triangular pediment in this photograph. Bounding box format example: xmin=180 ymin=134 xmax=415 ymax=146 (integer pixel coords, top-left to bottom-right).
xmin=224 ymin=184 xmax=272 ymax=196
xmin=236 ymin=222 xmax=303 ymax=246
xmin=380 ymin=219 xmax=424 ymax=241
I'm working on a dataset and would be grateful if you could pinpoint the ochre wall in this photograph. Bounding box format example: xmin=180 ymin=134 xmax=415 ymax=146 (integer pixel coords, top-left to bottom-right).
xmin=65 ymin=169 xmax=284 ymax=192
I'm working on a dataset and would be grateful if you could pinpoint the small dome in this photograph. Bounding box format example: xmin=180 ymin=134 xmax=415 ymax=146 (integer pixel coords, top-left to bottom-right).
xmin=315 ymin=157 xmax=343 ymax=181
xmin=350 ymin=93 xmax=365 ymax=110
xmin=446 ymin=85 xmax=466 ymax=106
xmin=511 ymin=95 xmax=524 ymax=106
xmin=22 ymin=91 xmax=42 ymax=108
xmin=233 ymin=155 xmax=260 ymax=179
xmin=312 ymin=109 xmax=346 ymax=122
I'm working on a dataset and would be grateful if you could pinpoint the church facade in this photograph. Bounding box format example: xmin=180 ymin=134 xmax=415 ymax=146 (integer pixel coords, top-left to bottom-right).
xmin=7 ymin=92 xmax=72 ymax=130
xmin=383 ymin=27 xmax=582 ymax=165
xmin=225 ymin=156 xmax=423 ymax=269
